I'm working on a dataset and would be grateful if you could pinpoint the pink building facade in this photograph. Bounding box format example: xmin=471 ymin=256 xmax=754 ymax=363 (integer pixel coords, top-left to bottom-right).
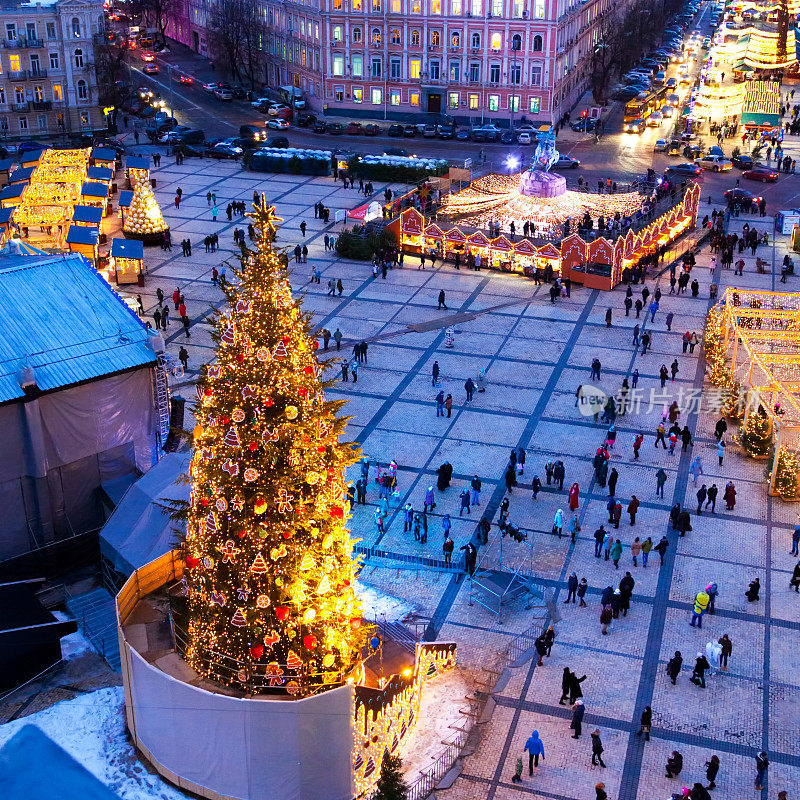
xmin=167 ymin=0 xmax=620 ymax=124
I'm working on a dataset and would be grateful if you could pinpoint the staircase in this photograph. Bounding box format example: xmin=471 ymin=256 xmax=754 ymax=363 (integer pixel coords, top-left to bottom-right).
xmin=65 ymin=587 xmax=120 ymax=670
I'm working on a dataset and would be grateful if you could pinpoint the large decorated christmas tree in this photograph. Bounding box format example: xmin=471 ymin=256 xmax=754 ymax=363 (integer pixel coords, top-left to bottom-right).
xmin=185 ymin=201 xmax=368 ymax=696
xmin=123 ymin=169 xmax=168 ymax=243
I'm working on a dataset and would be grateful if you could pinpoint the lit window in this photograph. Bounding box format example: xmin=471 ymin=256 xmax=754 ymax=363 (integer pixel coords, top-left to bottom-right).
xmin=33 ymin=84 xmax=43 ymax=101
xmin=410 ymin=91 xmax=419 ymax=105
xmin=513 ymin=0 xmax=524 ymax=15
xmin=372 ymin=28 xmax=381 ymax=45
xmin=333 ymin=0 xmax=342 ymax=7
xmin=451 ymin=31 xmax=460 ymax=47
xmin=334 ymin=86 xmax=344 ymax=101
xmin=409 ymin=58 xmax=421 ymax=78
xmin=449 ymin=60 xmax=460 ymax=80
xmin=352 ymin=55 xmax=363 ymax=76
xmin=510 ymin=94 xmax=519 ymax=111
xmin=534 ymin=0 xmax=545 ymax=17
xmin=471 ymin=0 xmax=481 ymax=14
xmin=432 ymin=0 xmax=441 ymax=12
xmin=411 ymin=30 xmax=420 ymax=46
xmin=333 ymin=54 xmax=344 ymax=75
xmin=490 ymin=33 xmax=501 ymax=50
xmin=488 ymin=94 xmax=499 ymax=111
xmin=391 ymin=89 xmax=401 ymax=105
xmin=452 ymin=0 xmax=462 ymax=13
xmin=411 ymin=0 xmax=421 ymax=11
xmin=391 ymin=29 xmax=401 ymax=44
xmin=52 ymin=84 xmax=62 ymax=101
xmin=469 ymin=93 xmax=479 ymax=109
xmin=80 ymin=112 xmax=88 ymax=125
xmin=9 ymin=54 xmax=20 ymax=72
xmin=431 ymin=30 xmax=440 ymax=46
xmin=492 ymin=0 xmax=502 ymax=15
xmin=333 ymin=26 xmax=342 ymax=42
xmin=353 ymin=27 xmax=362 ymax=42
xmin=392 ymin=0 xmax=401 ymax=10
xmin=529 ymin=97 xmax=540 ymax=113
xmin=448 ymin=91 xmax=459 ymax=108
xmin=372 ymin=88 xmax=381 ymax=104
xmin=373 ymin=0 xmax=381 ymax=9
xmin=354 ymin=87 xmax=363 ymax=102
xmin=471 ymin=32 xmax=480 ymax=48
xmin=14 ymin=86 xmax=23 ymax=103
xmin=353 ymin=0 xmax=362 ymax=9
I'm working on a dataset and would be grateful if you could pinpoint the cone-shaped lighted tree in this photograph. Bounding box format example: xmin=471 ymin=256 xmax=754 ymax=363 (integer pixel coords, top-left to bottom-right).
xmin=185 ymin=200 xmax=368 ymax=696
xmin=123 ymin=172 xmax=168 ymax=243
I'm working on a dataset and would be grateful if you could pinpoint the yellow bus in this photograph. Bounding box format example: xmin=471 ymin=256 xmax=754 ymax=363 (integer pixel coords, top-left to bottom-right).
xmin=624 ymin=87 xmax=668 ymax=122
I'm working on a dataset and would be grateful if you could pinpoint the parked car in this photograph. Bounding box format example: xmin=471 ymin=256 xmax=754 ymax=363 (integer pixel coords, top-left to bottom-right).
xmin=387 ymin=123 xmax=404 ymax=137
xmin=743 ymin=167 xmax=779 ymax=182
xmin=142 ymin=64 xmax=159 ymax=74
xmin=159 ymin=126 xmax=191 ymax=143
xmin=654 ymin=138 xmax=668 ymax=152
xmin=313 ymin=119 xmax=328 ymax=133
xmin=383 ymin=147 xmax=409 ymax=156
xmin=732 ymin=153 xmax=753 ymax=169
xmin=438 ymin=124 xmax=455 ymax=139
xmin=346 ymin=122 xmax=364 ymax=135
xmin=570 ymin=117 xmax=597 ymax=132
xmin=471 ymin=124 xmax=501 ymax=142
xmin=517 ymin=130 xmax=533 ymax=145
xmin=665 ymin=162 xmax=703 ymax=177
xmin=268 ymin=103 xmax=290 ymax=117
xmin=267 ymin=118 xmax=289 ymax=130
xmin=231 ymin=86 xmax=248 ymax=99
xmin=296 ymin=112 xmax=317 ymax=128
xmin=325 ymin=122 xmax=344 ymax=135
xmin=364 ymin=123 xmax=381 ymax=136
xmin=174 ymin=129 xmax=205 ymax=145
xmin=455 ymin=128 xmax=471 ymax=141
xmin=551 ymin=154 xmax=580 ymax=170
xmin=696 ymin=155 xmax=732 ymax=172
xmin=423 ymin=124 xmax=438 ymax=138
xmin=203 ymin=82 xmax=222 ymax=94
xmin=214 ymin=87 xmax=233 ymax=100
xmin=265 ymin=136 xmax=290 ymax=148
xmin=402 ymin=124 xmax=418 ymax=137
xmin=205 ymin=143 xmax=243 ymax=159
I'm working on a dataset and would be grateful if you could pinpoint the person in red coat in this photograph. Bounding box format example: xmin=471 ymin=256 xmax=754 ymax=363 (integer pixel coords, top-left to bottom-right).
xmin=724 ymin=481 xmax=736 ymax=510
xmin=569 ymin=482 xmax=580 ymax=511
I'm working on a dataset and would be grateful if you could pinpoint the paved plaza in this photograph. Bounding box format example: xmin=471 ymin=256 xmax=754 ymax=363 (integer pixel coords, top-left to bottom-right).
xmin=127 ymin=154 xmax=800 ymax=800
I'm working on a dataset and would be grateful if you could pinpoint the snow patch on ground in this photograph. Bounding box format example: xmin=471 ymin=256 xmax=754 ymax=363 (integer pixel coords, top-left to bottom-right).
xmin=399 ymin=667 xmax=473 ymax=783
xmin=52 ymin=611 xmax=96 ymax=660
xmin=0 ymin=687 xmax=188 ymax=800
xmin=356 ymin=580 xmax=416 ymax=622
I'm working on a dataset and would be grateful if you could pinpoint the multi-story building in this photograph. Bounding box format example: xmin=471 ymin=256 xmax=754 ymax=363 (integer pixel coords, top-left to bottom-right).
xmin=0 ymin=0 xmax=105 ymax=141
xmin=166 ymin=0 xmax=618 ymax=124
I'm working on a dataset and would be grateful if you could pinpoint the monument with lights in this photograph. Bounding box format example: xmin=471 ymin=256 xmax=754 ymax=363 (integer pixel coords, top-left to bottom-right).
xmin=115 ymin=202 xmax=455 ymax=800
xmin=519 ymin=131 xmax=567 ymax=198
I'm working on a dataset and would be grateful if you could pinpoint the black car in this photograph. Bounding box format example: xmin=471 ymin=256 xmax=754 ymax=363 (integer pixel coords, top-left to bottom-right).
xmin=231 ymin=86 xmax=248 ymax=99
xmin=732 ymin=153 xmax=753 ymax=170
xmin=313 ymin=119 xmax=327 ymax=133
xmin=570 ymin=117 xmax=597 ymax=132
xmin=364 ymin=123 xmax=381 ymax=136
xmin=438 ymin=124 xmax=455 ymax=139
xmin=387 ymin=123 xmax=404 ymax=137
xmin=402 ymin=124 xmax=418 ymax=137
xmin=665 ymin=163 xmax=703 ymax=177
xmin=205 ymin=143 xmax=242 ymax=159
xmin=296 ymin=112 xmax=317 ymax=128
xmin=383 ymin=147 xmax=409 ymax=156
xmin=500 ymin=130 xmax=516 ymax=144
xmin=265 ymin=136 xmax=290 ymax=148
xmin=92 ymin=138 xmax=126 ymax=155
xmin=325 ymin=122 xmax=344 ymax=135
xmin=724 ymin=187 xmax=760 ymax=205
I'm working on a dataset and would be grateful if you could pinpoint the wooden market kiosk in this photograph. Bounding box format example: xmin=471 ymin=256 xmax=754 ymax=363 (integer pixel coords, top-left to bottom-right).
xmin=394 ymin=182 xmax=701 ymax=291
xmin=66 ymin=224 xmax=99 ymax=265
xmin=110 ymin=237 xmax=144 ymax=286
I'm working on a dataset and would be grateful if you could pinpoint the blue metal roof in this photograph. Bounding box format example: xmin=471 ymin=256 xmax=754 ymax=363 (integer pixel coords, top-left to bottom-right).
xmin=111 ymin=238 xmax=143 ymax=259
xmin=126 ymin=156 xmax=150 ymax=170
xmin=119 ymin=189 xmax=134 ymax=208
xmin=72 ymin=205 xmax=103 ymax=225
xmin=81 ymin=181 xmax=109 ymax=198
xmin=0 ymin=184 xmax=26 ymax=200
xmin=91 ymin=147 xmax=117 ymax=163
xmin=0 ymin=253 xmax=156 ymax=403
xmin=87 ymin=165 xmax=113 ymax=182
xmin=66 ymin=224 xmax=98 ymax=245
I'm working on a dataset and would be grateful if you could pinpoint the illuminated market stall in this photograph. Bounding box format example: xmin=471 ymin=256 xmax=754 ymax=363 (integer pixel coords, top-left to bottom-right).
xmin=0 ymin=158 xmax=14 ymax=189
xmin=66 ymin=224 xmax=99 ymax=265
xmin=71 ymin=205 xmax=104 ymax=228
xmin=741 ymin=80 xmax=781 ymax=129
xmin=90 ymin=147 xmax=118 ymax=170
xmin=110 ymin=237 xmax=144 ymax=286
xmin=395 ymin=181 xmax=701 ymax=290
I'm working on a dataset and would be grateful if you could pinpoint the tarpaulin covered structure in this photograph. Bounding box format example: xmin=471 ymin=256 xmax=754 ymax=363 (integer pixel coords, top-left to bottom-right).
xmin=0 ymin=252 xmax=162 ymax=562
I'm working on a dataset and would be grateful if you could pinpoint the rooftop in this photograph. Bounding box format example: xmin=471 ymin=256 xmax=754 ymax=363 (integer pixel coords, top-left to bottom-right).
xmin=0 ymin=252 xmax=157 ymax=403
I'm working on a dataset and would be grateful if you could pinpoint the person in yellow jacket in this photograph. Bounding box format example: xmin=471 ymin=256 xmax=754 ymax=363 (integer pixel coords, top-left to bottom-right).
xmin=690 ymin=590 xmax=710 ymax=628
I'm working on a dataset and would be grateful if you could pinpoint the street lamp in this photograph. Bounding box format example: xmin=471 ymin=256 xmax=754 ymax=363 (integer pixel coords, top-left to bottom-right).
xmin=505 ymin=154 xmax=520 ymax=174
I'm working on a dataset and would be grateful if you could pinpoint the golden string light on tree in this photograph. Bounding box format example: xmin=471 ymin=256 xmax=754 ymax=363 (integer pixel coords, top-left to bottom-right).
xmin=185 ymin=199 xmax=369 ymax=696
xmin=122 ymin=171 xmax=168 ymax=243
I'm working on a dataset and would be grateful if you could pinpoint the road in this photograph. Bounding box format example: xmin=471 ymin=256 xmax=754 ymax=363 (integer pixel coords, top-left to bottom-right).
xmin=123 ymin=4 xmax=800 ymax=210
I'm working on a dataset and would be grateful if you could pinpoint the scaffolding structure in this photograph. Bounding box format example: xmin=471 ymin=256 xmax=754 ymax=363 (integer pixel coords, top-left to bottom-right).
xmin=468 ymin=526 xmax=543 ymax=624
xmin=722 ymin=287 xmax=800 ymax=497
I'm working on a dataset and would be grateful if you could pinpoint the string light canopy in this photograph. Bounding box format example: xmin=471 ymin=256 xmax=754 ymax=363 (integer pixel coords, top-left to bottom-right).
xmin=440 ymin=173 xmax=645 ymax=235
xmin=185 ymin=198 xmax=370 ymax=696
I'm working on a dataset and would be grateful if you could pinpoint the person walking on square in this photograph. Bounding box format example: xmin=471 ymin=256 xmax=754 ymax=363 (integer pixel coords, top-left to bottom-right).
xmin=445 ymin=393 xmax=453 ymax=417
xmin=636 ymin=706 xmax=652 ymax=741
xmin=691 ymin=589 xmax=709 ymax=628
xmin=591 ymin=730 xmax=606 ymax=768
xmin=471 ymin=475 xmax=481 ymax=506
xmin=718 ymin=634 xmax=732 ymax=671
xmin=691 ymin=652 xmax=710 ymax=688
xmin=754 ymin=751 xmax=769 ymax=791
xmin=595 ymin=783 xmax=607 ymax=800
xmin=438 ymin=289 xmax=447 ymax=310
xmin=523 ymin=730 xmax=545 ymax=775
xmin=465 ymin=377 xmax=475 ymax=402
xmin=655 ymin=535 xmax=669 ymax=566
xmin=666 ymin=651 xmax=683 ymax=685
xmin=628 ymin=495 xmax=639 ymax=525
xmin=459 ymin=487 xmax=470 ymax=515
xmin=432 ymin=360 xmax=440 ymax=386
xmin=436 ymin=390 xmax=445 ymax=417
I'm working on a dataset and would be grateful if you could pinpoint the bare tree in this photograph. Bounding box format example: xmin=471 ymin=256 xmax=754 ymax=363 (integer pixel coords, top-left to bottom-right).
xmin=207 ymin=0 xmax=266 ymax=87
xmin=129 ymin=0 xmax=177 ymax=45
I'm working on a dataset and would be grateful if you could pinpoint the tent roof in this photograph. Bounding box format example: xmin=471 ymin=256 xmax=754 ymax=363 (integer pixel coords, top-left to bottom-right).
xmin=0 ymin=253 xmax=156 ymax=403
xmin=66 ymin=224 xmax=99 ymax=245
xmin=0 ymin=726 xmax=122 ymax=800
xmin=100 ymin=453 xmax=190 ymax=577
xmin=72 ymin=205 xmax=104 ymax=225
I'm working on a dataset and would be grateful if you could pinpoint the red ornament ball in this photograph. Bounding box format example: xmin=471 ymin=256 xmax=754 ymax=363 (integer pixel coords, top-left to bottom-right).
xmin=303 ymin=366 xmax=313 ymax=375
xmin=275 ymin=606 xmax=289 ymax=621
xmin=204 ymin=387 xmax=213 ymax=397
xmin=282 ymin=530 xmax=293 ymax=539
xmin=330 ymin=505 xmax=344 ymax=520
xmin=250 ymin=644 xmax=264 ymax=659
xmin=264 ymin=397 xmax=274 ymax=408
xmin=200 ymin=498 xmax=210 ymax=507
xmin=237 ymin=530 xmax=246 ymax=539
xmin=298 ymin=387 xmax=308 ymax=397
xmin=303 ymin=635 xmax=318 ymax=650
xmin=186 ymin=556 xmax=200 ymax=569
xmin=282 ymin=336 xmax=290 ymax=345
xmin=312 ymin=340 xmax=319 ymax=350
xmin=317 ymin=446 xmax=326 ymax=454
xmin=249 ymin=442 xmax=258 ymax=451
xmin=350 ymin=617 xmax=362 ymax=630
xmin=221 ymin=416 xmax=230 ymax=424
xmin=236 ymin=353 xmax=245 ymax=363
